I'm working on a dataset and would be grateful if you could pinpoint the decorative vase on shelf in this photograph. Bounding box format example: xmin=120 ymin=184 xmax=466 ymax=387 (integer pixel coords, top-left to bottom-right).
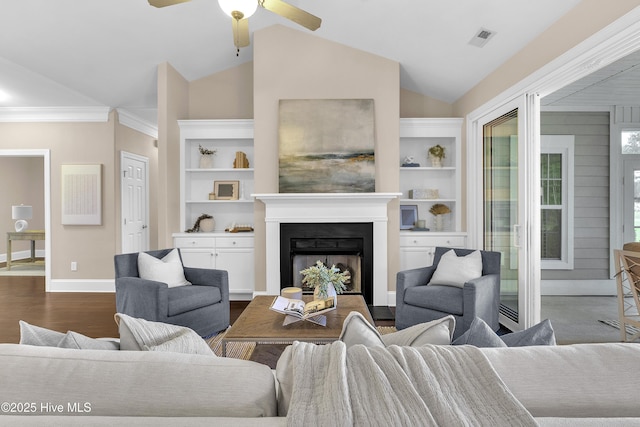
xmin=428 ymin=144 xmax=445 ymax=168
xmin=199 ymin=154 xmax=214 ymax=169
xmin=198 ymin=144 xmax=216 ymax=169
xmin=199 ymin=217 xmax=215 ymax=232
xmin=434 ymin=214 xmax=444 ymax=231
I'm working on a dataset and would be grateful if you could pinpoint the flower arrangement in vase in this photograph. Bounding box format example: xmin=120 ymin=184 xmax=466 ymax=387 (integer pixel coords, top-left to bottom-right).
xmin=429 ymin=204 xmax=451 ymax=231
xmin=427 ymin=144 xmax=445 ymax=167
xmin=198 ymin=144 xmax=217 ymax=168
xmin=300 ymin=260 xmax=349 ymax=300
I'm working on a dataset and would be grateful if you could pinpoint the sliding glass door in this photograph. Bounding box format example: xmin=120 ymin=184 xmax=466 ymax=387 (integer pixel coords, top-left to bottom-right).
xmin=483 ymin=109 xmax=520 ymax=322
xmin=473 ymin=95 xmax=541 ymax=332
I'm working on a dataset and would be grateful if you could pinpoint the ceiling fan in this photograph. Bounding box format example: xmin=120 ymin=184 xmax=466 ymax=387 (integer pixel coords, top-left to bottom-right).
xmin=148 ymin=0 xmax=322 ymax=55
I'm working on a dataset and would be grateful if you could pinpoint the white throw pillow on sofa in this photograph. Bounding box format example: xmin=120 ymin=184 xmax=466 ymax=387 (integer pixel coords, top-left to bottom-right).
xmin=338 ymin=311 xmax=455 ymax=348
xmin=137 ymin=249 xmax=191 ymax=288
xmin=429 ymin=249 xmax=483 ymax=288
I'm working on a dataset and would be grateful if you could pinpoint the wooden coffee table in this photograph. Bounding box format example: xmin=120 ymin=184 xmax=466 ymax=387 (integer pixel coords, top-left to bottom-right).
xmin=222 ymin=295 xmax=373 ymax=356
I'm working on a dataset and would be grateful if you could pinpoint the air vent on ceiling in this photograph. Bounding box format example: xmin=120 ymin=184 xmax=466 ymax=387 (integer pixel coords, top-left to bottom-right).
xmin=469 ymin=27 xmax=496 ymax=48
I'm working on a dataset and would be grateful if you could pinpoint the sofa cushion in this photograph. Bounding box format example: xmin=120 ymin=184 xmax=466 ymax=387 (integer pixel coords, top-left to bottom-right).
xmin=115 ymin=313 xmax=213 ymax=356
xmin=404 ymin=284 xmax=464 ymax=315
xmin=430 ymin=249 xmax=482 ymax=288
xmin=0 ymin=343 xmax=278 ymax=418
xmin=453 ymin=317 xmax=556 ymax=347
xmin=138 ymin=249 xmax=191 ymax=288
xmin=167 ymin=285 xmax=222 ymax=316
xmin=338 ymin=311 xmax=385 ymax=348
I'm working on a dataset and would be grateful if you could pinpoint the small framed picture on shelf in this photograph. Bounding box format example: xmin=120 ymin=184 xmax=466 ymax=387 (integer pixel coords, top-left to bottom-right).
xmin=400 ymin=205 xmax=418 ymax=230
xmin=213 ymin=180 xmax=239 ymax=200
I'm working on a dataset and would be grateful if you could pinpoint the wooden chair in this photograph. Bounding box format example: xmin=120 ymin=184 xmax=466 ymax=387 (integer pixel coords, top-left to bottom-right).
xmin=613 ymin=246 xmax=640 ymax=342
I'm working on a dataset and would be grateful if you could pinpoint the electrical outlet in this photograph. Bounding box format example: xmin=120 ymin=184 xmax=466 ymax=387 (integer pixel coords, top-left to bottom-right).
xmin=71 ymin=262 xmax=77 ymax=271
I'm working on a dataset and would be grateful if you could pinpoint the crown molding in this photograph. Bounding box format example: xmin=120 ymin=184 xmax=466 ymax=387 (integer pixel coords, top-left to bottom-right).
xmin=0 ymin=106 xmax=110 ymax=122
xmin=117 ymin=108 xmax=158 ymax=139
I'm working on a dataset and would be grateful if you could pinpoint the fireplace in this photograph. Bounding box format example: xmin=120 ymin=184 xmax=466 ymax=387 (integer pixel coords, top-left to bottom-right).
xmin=280 ymin=223 xmax=373 ymax=303
xmin=254 ymin=193 xmax=400 ymax=306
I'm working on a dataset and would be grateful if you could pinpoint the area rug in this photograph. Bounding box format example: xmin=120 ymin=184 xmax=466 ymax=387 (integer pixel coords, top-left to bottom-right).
xmin=0 ymin=261 xmax=45 ymax=276
xmin=598 ymin=319 xmax=640 ymax=336
xmin=207 ymin=326 xmax=397 ymax=365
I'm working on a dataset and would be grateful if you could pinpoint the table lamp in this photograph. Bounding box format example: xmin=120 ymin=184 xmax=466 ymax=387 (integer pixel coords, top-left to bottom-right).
xmin=12 ymin=205 xmax=32 ymax=232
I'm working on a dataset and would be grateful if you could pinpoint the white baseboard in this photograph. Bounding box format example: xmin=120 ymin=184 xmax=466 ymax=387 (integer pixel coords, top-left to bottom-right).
xmin=387 ymin=291 xmax=396 ymax=307
xmin=48 ymin=279 xmax=115 ymax=292
xmin=541 ymin=279 xmax=617 ymax=296
xmin=0 ymin=249 xmax=46 ymax=263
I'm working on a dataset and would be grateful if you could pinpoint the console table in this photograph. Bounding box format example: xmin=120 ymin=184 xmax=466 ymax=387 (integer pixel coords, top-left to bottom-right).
xmin=6 ymin=230 xmax=45 ymax=270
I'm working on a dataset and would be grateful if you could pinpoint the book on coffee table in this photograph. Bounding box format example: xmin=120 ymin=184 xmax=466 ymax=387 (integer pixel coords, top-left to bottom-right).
xmin=269 ymin=295 xmax=336 ymax=326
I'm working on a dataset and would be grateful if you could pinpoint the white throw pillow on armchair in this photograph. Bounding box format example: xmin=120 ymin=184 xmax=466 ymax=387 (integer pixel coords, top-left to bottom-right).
xmin=137 ymin=249 xmax=191 ymax=288
xmin=429 ymin=249 xmax=483 ymax=288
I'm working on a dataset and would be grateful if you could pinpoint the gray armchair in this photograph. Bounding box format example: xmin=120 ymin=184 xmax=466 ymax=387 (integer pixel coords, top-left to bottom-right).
xmin=114 ymin=248 xmax=229 ymax=337
xmin=395 ymin=247 xmax=501 ymax=339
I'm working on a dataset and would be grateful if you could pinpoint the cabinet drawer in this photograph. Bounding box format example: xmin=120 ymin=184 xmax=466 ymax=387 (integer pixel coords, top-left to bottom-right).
xmin=216 ymin=236 xmax=254 ymax=248
xmin=174 ymin=237 xmax=215 ymax=248
xmin=400 ymin=235 xmax=466 ymax=248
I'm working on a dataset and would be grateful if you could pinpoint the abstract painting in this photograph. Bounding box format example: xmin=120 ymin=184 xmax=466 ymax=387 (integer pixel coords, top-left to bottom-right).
xmin=278 ymin=99 xmax=375 ymax=193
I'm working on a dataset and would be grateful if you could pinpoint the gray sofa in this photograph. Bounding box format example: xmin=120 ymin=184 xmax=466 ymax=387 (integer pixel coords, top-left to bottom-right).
xmin=1 ymin=342 xmax=640 ymax=425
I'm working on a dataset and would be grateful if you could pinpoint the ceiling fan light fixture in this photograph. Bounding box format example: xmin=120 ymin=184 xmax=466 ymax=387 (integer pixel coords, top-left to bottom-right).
xmin=218 ymin=0 xmax=258 ymax=19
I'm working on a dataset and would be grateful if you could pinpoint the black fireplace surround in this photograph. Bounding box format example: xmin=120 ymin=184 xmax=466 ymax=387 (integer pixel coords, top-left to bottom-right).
xmin=280 ymin=222 xmax=374 ymax=304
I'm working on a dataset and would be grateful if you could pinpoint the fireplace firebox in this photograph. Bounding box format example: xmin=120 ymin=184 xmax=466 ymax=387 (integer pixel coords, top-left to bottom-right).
xmin=280 ymin=223 xmax=373 ymax=304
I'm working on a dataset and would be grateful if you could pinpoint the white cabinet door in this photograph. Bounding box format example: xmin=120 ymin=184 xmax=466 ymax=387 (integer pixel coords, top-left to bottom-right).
xmin=180 ymin=248 xmax=215 ymax=269
xmin=399 ymin=246 xmax=435 ymax=271
xmin=216 ymin=247 xmax=254 ymax=297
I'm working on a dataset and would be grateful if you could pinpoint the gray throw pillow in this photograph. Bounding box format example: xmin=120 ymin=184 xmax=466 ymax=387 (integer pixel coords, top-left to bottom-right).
xmin=19 ymin=320 xmax=66 ymax=346
xmin=19 ymin=320 xmax=120 ymax=350
xmin=453 ymin=317 xmax=556 ymax=347
xmin=452 ymin=317 xmax=507 ymax=347
xmin=57 ymin=331 xmax=120 ymax=350
xmin=500 ymin=318 xmax=556 ymax=346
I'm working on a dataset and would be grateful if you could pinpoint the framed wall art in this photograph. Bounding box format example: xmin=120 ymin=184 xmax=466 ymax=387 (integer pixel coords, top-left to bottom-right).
xmin=400 ymin=205 xmax=418 ymax=230
xmin=61 ymin=164 xmax=102 ymax=225
xmin=214 ymin=180 xmax=239 ymax=200
xmin=278 ymin=99 xmax=375 ymax=193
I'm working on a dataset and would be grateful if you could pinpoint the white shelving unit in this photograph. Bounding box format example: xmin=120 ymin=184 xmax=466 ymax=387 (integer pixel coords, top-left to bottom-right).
xmin=178 ymin=119 xmax=254 ymax=233
xmin=174 ymin=119 xmax=255 ymax=300
xmin=399 ymin=118 xmax=467 ymax=270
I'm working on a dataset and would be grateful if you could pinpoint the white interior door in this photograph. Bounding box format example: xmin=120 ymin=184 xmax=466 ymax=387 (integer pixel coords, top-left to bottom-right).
xmin=121 ymin=151 xmax=149 ymax=253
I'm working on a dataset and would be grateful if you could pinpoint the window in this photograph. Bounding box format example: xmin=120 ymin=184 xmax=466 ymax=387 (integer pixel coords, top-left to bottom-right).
xmin=622 ymin=130 xmax=640 ymax=154
xmin=541 ymin=136 xmax=574 ymax=269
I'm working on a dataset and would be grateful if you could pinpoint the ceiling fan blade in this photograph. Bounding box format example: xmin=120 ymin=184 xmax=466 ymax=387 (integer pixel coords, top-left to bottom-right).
xmin=232 ymin=18 xmax=251 ymax=48
xmin=260 ymin=0 xmax=322 ymax=31
xmin=148 ymin=0 xmax=191 ymax=8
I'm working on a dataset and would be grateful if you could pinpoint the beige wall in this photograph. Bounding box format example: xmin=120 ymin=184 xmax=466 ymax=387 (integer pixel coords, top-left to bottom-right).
xmin=252 ymin=25 xmax=401 ymax=293
xmin=190 ymin=61 xmax=254 ymax=119
xmin=400 ymin=88 xmax=453 ymax=118
xmin=157 ymin=62 xmax=189 ymax=247
xmin=0 ymin=157 xmax=45 ymax=254
xmin=0 ymin=114 xmax=117 ymax=279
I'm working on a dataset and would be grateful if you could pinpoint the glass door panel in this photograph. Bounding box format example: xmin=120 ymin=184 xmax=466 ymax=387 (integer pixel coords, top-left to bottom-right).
xmin=623 ymin=160 xmax=640 ymax=243
xmin=483 ymin=109 xmax=519 ymax=322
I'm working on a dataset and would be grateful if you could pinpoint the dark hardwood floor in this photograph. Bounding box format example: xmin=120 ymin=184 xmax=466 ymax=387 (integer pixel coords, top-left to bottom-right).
xmin=0 ymin=275 xmax=393 ymax=344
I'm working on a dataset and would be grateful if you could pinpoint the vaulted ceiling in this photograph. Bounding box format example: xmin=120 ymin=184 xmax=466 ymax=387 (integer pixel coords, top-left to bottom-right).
xmin=0 ymin=0 xmax=636 ymax=126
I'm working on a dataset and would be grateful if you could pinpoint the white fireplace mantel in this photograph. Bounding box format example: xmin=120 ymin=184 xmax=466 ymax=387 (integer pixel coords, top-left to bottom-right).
xmin=254 ymin=193 xmax=400 ymax=306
